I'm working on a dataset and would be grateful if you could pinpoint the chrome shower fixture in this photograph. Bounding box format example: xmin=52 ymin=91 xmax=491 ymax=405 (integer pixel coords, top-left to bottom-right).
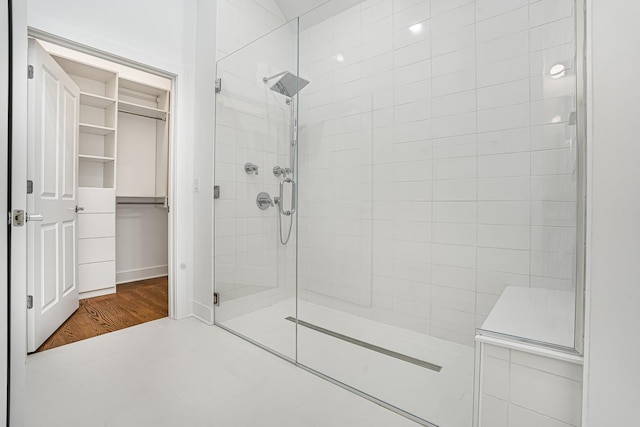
xmin=244 ymin=162 xmax=259 ymax=175
xmin=262 ymin=71 xmax=310 ymax=246
xmin=263 ymin=71 xmax=310 ymax=98
xmin=273 ymin=166 xmax=291 ymax=177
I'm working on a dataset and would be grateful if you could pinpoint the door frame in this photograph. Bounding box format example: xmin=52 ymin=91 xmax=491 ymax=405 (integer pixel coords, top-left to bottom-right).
xmin=9 ymin=0 xmax=28 ymax=425
xmin=24 ymin=27 xmax=180 ymax=321
xmin=1 ymin=0 xmax=11 ymax=423
xmin=8 ymin=22 xmax=180 ymax=425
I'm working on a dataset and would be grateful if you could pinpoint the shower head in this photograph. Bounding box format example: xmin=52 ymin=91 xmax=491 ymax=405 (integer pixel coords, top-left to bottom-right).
xmin=263 ymin=71 xmax=310 ymax=97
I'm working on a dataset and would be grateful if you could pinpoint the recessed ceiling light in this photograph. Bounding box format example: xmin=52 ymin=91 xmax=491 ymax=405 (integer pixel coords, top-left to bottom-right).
xmin=335 ymin=53 xmax=345 ymax=63
xmin=550 ymin=63 xmax=566 ymax=79
xmin=409 ymin=23 xmax=423 ymax=34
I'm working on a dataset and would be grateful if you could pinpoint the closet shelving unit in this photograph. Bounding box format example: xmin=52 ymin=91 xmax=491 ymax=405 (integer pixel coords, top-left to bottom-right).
xmin=52 ymin=54 xmax=170 ymax=298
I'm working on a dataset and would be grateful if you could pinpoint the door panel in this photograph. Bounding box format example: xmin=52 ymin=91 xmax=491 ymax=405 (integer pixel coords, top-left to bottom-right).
xmin=40 ymin=224 xmax=58 ymax=311
xmin=27 ymin=39 xmax=80 ymax=352
xmin=213 ymin=20 xmax=300 ymax=360
xmin=41 ymin=67 xmax=58 ymax=198
xmin=62 ymin=221 xmax=76 ymax=295
xmin=62 ymin=88 xmax=77 ymax=199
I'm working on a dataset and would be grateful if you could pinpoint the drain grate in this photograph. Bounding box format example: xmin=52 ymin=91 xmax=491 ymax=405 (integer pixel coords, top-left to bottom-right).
xmin=285 ymin=317 xmax=442 ymax=372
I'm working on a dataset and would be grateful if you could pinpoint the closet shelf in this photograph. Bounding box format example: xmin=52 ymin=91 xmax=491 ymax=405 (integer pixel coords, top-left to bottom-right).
xmin=79 ymin=123 xmax=116 ymax=136
xmin=79 ymin=154 xmax=115 ymax=163
xmin=118 ymin=100 xmax=168 ymax=121
xmin=80 ymin=92 xmax=116 ymax=108
xmin=79 ymin=185 xmax=115 ymax=190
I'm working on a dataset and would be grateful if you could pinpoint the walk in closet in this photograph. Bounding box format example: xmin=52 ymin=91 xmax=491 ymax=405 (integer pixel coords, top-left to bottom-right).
xmin=40 ymin=40 xmax=171 ymax=299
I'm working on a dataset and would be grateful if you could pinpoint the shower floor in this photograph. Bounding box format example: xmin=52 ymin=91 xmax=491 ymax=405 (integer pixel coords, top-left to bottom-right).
xmin=220 ymin=298 xmax=475 ymax=427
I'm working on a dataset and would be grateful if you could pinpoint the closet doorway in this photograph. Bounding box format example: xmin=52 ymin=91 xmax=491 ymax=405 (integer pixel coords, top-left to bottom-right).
xmin=25 ymin=35 xmax=175 ymax=353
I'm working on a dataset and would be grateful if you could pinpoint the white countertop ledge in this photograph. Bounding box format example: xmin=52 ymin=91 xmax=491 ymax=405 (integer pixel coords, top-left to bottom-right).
xmin=479 ymin=286 xmax=576 ymax=349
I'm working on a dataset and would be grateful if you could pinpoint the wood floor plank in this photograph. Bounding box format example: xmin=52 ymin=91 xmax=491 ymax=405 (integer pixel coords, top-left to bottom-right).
xmin=35 ymin=276 xmax=168 ymax=353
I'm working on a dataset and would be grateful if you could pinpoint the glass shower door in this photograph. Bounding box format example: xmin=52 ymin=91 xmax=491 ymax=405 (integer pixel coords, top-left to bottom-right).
xmin=213 ymin=19 xmax=300 ymax=360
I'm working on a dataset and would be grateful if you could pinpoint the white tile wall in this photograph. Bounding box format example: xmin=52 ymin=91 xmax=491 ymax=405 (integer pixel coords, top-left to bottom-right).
xmin=216 ymin=0 xmax=288 ymax=60
xmin=477 ymin=341 xmax=583 ymax=427
xmin=297 ymin=0 xmax=578 ymax=346
xmin=214 ymin=2 xmax=298 ymax=322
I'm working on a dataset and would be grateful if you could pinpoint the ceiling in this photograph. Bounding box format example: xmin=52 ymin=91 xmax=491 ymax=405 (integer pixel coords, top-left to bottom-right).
xmin=273 ymin=0 xmax=366 ymax=27
xmin=272 ymin=0 xmax=327 ymax=21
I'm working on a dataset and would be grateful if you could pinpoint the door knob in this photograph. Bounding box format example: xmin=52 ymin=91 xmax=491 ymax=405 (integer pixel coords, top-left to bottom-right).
xmin=75 ymin=205 xmax=85 ymax=213
xmin=26 ymin=213 xmax=44 ymax=222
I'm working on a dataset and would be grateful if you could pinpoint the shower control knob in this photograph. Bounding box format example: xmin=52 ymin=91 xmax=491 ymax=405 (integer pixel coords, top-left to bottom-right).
xmin=273 ymin=166 xmax=291 ymax=177
xmin=244 ymin=162 xmax=259 ymax=175
xmin=256 ymin=192 xmax=274 ymax=210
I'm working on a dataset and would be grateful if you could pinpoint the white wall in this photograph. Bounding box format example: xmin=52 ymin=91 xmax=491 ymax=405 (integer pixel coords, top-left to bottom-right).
xmin=191 ymin=0 xmax=217 ymax=323
xmin=216 ymin=0 xmax=287 ymax=59
xmin=298 ymin=0 xmax=579 ymax=346
xmin=115 ymin=204 xmax=169 ymax=282
xmin=584 ymin=0 xmax=640 ymax=424
xmin=26 ymin=0 xmax=200 ymax=319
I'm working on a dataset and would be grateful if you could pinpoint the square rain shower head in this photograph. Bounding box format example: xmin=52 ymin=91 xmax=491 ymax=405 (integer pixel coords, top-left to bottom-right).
xmin=267 ymin=71 xmax=310 ymax=97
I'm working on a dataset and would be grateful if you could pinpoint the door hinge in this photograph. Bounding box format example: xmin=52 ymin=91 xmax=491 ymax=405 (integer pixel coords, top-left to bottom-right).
xmin=214 ymin=292 xmax=220 ymax=306
xmin=27 ymin=180 xmax=33 ymax=194
xmin=215 ymin=78 xmax=222 ymax=94
xmin=27 ymin=295 xmax=33 ymax=309
xmin=12 ymin=209 xmax=25 ymax=227
xmin=27 ymin=65 xmax=34 ymax=79
xmin=213 ymin=185 xmax=220 ymax=199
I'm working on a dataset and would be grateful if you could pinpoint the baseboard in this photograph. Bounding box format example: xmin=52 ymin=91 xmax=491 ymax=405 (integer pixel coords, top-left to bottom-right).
xmin=80 ymin=287 xmax=116 ymax=300
xmin=116 ymin=265 xmax=168 ymax=284
xmin=192 ymin=300 xmax=213 ymax=325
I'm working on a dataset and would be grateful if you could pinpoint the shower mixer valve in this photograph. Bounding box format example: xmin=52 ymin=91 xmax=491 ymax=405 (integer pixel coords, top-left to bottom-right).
xmin=273 ymin=166 xmax=291 ymax=177
xmin=244 ymin=162 xmax=259 ymax=175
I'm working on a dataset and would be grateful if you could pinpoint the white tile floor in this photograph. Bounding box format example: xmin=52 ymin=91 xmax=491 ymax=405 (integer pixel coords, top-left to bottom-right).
xmin=222 ymin=299 xmax=476 ymax=427
xmin=26 ymin=317 xmax=420 ymax=427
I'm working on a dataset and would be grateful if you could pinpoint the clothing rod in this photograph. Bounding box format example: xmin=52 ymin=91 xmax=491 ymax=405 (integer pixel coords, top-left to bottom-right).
xmin=117 ymin=109 xmax=167 ymax=121
xmin=116 ymin=202 xmax=167 ymax=206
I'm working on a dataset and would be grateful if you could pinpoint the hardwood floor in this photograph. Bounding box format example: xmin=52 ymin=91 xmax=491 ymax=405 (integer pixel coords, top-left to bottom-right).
xmin=35 ymin=276 xmax=168 ymax=353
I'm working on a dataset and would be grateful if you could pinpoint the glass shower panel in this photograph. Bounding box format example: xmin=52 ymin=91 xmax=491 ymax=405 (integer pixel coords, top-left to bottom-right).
xmin=214 ymin=20 xmax=300 ymax=360
xmin=295 ymin=0 xmax=580 ymax=426
xmin=296 ymin=5 xmax=474 ymax=426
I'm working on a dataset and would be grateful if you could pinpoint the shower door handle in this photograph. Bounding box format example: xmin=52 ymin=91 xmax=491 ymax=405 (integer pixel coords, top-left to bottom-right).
xmin=278 ymin=177 xmax=296 ymax=216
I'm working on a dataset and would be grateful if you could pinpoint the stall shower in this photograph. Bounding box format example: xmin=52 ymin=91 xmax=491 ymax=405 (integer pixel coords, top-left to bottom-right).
xmin=213 ymin=0 xmax=581 ymax=425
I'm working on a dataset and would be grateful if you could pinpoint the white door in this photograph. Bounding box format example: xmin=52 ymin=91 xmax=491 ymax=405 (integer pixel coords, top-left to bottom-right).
xmin=26 ymin=39 xmax=80 ymax=352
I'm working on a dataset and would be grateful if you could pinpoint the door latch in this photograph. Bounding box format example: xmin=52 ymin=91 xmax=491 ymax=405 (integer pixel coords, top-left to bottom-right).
xmin=12 ymin=210 xmax=25 ymax=226
xmin=27 ymin=295 xmax=33 ymax=309
xmin=214 ymin=292 xmax=220 ymax=306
